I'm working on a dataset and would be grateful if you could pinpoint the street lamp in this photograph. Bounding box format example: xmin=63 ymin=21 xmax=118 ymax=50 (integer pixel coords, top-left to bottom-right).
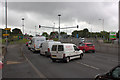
xmin=98 ymin=19 xmax=104 ymax=31
xmin=22 ymin=18 xmax=25 ymax=35
xmin=58 ymin=14 xmax=61 ymax=41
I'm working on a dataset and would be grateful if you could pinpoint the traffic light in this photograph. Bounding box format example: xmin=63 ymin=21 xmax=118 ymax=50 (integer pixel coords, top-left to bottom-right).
xmin=39 ymin=25 xmax=41 ymax=28
xmin=77 ymin=25 xmax=79 ymax=28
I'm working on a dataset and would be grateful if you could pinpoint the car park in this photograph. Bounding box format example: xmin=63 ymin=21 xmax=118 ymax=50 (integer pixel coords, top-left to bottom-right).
xmin=40 ymin=40 xmax=61 ymax=57
xmin=95 ymin=64 xmax=120 ymax=80
xmin=30 ymin=36 xmax=46 ymax=52
xmin=78 ymin=43 xmax=95 ymax=53
xmin=50 ymin=43 xmax=83 ymax=63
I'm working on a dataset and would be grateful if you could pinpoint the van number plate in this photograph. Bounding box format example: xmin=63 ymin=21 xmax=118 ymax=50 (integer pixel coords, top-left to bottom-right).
xmin=52 ymin=55 xmax=56 ymax=57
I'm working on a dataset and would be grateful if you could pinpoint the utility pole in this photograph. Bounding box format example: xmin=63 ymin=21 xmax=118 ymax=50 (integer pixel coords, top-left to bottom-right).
xmin=35 ymin=26 xmax=36 ymax=36
xmin=5 ymin=0 xmax=8 ymax=50
xmin=118 ymin=0 xmax=120 ymax=45
xmin=53 ymin=23 xmax=55 ymax=32
xmin=58 ymin=14 xmax=61 ymax=41
xmin=22 ymin=18 xmax=24 ymax=39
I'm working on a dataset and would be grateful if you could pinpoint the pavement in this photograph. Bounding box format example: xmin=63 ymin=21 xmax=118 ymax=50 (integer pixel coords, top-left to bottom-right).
xmin=2 ymin=44 xmax=40 ymax=78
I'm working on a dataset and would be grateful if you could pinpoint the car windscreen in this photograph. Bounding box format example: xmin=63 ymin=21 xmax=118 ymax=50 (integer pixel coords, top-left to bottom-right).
xmin=87 ymin=44 xmax=93 ymax=46
xmin=52 ymin=45 xmax=57 ymax=51
xmin=58 ymin=45 xmax=64 ymax=51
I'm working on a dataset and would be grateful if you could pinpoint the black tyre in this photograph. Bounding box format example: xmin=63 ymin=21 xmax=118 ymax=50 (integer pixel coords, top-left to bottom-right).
xmin=64 ymin=57 xmax=70 ymax=63
xmin=80 ymin=54 xmax=83 ymax=59
xmin=52 ymin=59 xmax=56 ymax=62
xmin=83 ymin=49 xmax=85 ymax=53
xmin=93 ymin=50 xmax=95 ymax=53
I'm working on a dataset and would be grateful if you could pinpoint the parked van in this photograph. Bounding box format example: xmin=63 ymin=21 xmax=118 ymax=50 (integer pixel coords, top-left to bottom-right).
xmin=40 ymin=40 xmax=61 ymax=57
xmin=50 ymin=43 xmax=83 ymax=63
xmin=30 ymin=36 xmax=46 ymax=52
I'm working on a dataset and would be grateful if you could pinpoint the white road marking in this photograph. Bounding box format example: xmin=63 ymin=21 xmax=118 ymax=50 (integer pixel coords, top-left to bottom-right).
xmin=76 ymin=62 xmax=100 ymax=70
xmin=21 ymin=47 xmax=47 ymax=78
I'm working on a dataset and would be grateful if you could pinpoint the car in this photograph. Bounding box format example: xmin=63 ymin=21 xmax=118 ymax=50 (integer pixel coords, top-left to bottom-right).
xmin=50 ymin=43 xmax=83 ymax=63
xmin=0 ymin=61 xmax=3 ymax=69
xmin=26 ymin=42 xmax=28 ymax=46
xmin=95 ymin=64 xmax=120 ymax=80
xmin=77 ymin=43 xmax=95 ymax=53
xmin=40 ymin=40 xmax=61 ymax=57
xmin=28 ymin=40 xmax=32 ymax=50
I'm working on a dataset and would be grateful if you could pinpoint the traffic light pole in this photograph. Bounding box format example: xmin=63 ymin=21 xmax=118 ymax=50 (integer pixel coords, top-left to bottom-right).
xmin=5 ymin=0 xmax=8 ymax=50
xmin=118 ymin=1 xmax=120 ymax=46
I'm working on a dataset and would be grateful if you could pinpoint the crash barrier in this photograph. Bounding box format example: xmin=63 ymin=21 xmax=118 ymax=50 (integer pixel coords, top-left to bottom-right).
xmin=61 ymin=38 xmax=118 ymax=55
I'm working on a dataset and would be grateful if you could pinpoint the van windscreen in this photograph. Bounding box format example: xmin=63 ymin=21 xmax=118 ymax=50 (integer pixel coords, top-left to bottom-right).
xmin=52 ymin=45 xmax=57 ymax=51
xmin=58 ymin=45 xmax=64 ymax=51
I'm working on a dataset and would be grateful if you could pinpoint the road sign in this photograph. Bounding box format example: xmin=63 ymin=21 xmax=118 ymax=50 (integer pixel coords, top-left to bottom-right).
xmin=110 ymin=32 xmax=116 ymax=40
xmin=5 ymin=28 xmax=11 ymax=30
xmin=3 ymin=34 xmax=9 ymax=36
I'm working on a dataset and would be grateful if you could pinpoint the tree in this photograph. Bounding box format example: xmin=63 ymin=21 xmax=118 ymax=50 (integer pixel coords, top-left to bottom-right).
xmin=50 ymin=31 xmax=58 ymax=38
xmin=42 ymin=32 xmax=49 ymax=37
xmin=12 ymin=28 xmax=22 ymax=35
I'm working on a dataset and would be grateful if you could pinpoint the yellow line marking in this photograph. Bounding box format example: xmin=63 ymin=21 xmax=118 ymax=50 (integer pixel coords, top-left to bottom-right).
xmin=6 ymin=61 xmax=22 ymax=64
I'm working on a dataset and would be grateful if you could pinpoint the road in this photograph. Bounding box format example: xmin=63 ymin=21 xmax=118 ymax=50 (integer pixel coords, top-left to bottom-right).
xmin=22 ymin=45 xmax=118 ymax=78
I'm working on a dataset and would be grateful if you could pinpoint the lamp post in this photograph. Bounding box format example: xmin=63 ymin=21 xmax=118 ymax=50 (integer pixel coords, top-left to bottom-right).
xmin=98 ymin=19 xmax=104 ymax=31
xmin=35 ymin=26 xmax=36 ymax=36
xmin=22 ymin=18 xmax=24 ymax=38
xmin=58 ymin=14 xmax=61 ymax=41
xmin=118 ymin=0 xmax=120 ymax=45
xmin=53 ymin=23 xmax=55 ymax=32
xmin=5 ymin=0 xmax=8 ymax=50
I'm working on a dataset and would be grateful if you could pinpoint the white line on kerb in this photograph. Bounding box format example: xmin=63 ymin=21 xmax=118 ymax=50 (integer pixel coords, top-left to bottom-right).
xmin=76 ymin=62 xmax=100 ymax=70
xmin=21 ymin=47 xmax=47 ymax=78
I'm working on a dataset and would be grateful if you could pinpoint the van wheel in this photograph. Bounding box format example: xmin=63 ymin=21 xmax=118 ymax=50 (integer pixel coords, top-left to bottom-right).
xmin=83 ymin=49 xmax=85 ymax=53
xmin=65 ymin=57 xmax=70 ymax=63
xmin=80 ymin=54 xmax=83 ymax=59
xmin=52 ymin=59 xmax=56 ymax=62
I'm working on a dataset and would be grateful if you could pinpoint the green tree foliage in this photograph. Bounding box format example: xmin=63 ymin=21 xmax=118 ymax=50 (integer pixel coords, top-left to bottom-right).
xmin=60 ymin=32 xmax=67 ymax=35
xmin=12 ymin=28 xmax=22 ymax=35
xmin=72 ymin=28 xmax=89 ymax=38
xmin=42 ymin=32 xmax=49 ymax=37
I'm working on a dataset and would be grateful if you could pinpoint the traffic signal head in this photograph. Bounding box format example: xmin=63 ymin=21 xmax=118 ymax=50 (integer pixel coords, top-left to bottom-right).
xmin=39 ymin=25 xmax=41 ymax=28
xmin=77 ymin=25 xmax=79 ymax=28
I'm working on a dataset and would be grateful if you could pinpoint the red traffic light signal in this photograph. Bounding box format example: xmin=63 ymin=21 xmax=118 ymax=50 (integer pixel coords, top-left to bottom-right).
xmin=39 ymin=25 xmax=41 ymax=28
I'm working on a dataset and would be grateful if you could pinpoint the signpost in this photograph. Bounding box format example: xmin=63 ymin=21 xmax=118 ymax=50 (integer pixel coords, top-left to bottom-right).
xmin=5 ymin=28 xmax=11 ymax=30
xmin=3 ymin=34 xmax=9 ymax=36
xmin=110 ymin=32 xmax=116 ymax=40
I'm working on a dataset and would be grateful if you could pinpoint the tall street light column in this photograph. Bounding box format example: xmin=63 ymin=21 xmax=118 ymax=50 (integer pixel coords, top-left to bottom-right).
xmin=22 ymin=18 xmax=24 ymax=38
xmin=99 ymin=19 xmax=104 ymax=31
xmin=58 ymin=14 xmax=61 ymax=41
xmin=5 ymin=0 xmax=8 ymax=49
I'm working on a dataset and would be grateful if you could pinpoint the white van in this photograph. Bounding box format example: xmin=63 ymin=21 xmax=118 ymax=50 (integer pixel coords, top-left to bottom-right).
xmin=30 ymin=36 xmax=46 ymax=52
xmin=40 ymin=40 xmax=61 ymax=57
xmin=50 ymin=43 xmax=83 ymax=63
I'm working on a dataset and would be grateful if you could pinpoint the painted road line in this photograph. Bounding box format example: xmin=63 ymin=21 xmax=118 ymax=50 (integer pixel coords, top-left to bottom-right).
xmin=76 ymin=61 xmax=100 ymax=70
xmin=21 ymin=47 xmax=47 ymax=78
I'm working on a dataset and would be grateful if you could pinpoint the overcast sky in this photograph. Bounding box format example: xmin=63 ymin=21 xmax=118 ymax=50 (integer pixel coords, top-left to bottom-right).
xmin=0 ymin=0 xmax=119 ymax=36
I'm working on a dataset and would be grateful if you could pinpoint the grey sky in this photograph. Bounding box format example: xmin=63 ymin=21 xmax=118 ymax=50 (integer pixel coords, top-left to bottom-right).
xmin=0 ymin=0 xmax=119 ymax=36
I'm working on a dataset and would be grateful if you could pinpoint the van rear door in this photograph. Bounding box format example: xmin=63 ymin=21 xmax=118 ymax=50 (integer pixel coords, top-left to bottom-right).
xmin=51 ymin=45 xmax=64 ymax=59
xmin=57 ymin=45 xmax=64 ymax=58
